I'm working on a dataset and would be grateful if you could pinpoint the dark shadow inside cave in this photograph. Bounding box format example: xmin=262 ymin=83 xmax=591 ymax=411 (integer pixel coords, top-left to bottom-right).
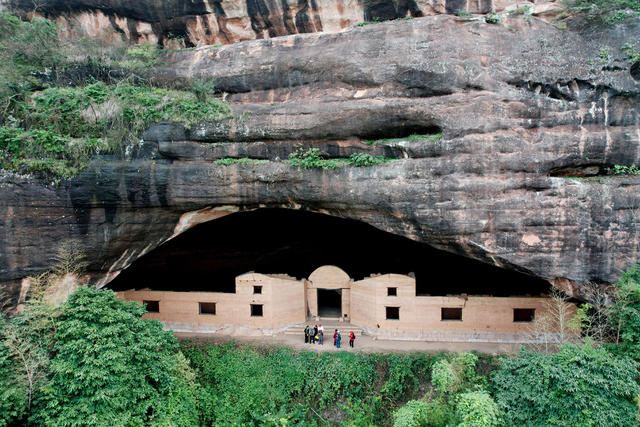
xmin=106 ymin=209 xmax=551 ymax=297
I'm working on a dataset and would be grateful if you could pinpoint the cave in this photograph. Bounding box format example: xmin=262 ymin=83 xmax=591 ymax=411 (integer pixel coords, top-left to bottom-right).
xmin=107 ymin=208 xmax=551 ymax=297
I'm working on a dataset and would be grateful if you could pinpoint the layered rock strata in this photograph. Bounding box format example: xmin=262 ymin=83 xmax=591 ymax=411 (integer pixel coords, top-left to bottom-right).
xmin=1 ymin=15 xmax=640 ymax=308
xmin=2 ymin=0 xmax=562 ymax=47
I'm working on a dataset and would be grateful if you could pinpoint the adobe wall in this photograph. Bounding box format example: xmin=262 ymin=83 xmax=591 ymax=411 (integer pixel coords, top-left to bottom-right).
xmin=116 ymin=266 xmax=576 ymax=342
xmin=117 ymin=272 xmax=305 ymax=334
xmin=350 ymin=273 xmax=577 ymax=342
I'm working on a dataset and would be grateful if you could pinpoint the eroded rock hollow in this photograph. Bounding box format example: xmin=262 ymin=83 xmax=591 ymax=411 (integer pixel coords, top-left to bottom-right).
xmin=1 ymin=1 xmax=640 ymax=307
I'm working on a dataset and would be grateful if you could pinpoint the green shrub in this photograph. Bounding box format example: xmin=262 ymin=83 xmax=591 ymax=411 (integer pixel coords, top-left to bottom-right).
xmin=348 ymin=152 xmax=386 ymax=167
xmin=492 ymin=343 xmax=640 ymax=426
xmin=606 ymin=164 xmax=640 ymax=175
xmin=190 ymin=79 xmax=217 ymax=103
xmin=485 ymin=14 xmax=501 ymax=24
xmin=85 ymin=80 xmax=109 ymax=104
xmin=33 ymin=287 xmax=182 ymax=426
xmin=288 ymin=147 xmax=348 ymax=169
xmin=392 ymin=399 xmax=428 ymax=427
xmin=288 ymin=147 xmax=390 ymax=169
xmin=117 ymin=42 xmax=162 ymax=70
xmin=431 ymin=359 xmax=456 ymax=394
xmin=455 ymin=391 xmax=501 ymax=427
xmin=622 ymin=43 xmax=640 ymax=64
xmin=431 ymin=352 xmax=480 ymax=395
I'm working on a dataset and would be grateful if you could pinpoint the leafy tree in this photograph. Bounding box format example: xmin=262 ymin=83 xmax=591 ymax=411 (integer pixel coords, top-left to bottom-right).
xmin=33 ymin=287 xmax=183 ymax=426
xmin=608 ymin=264 xmax=640 ymax=358
xmin=492 ymin=343 xmax=640 ymax=426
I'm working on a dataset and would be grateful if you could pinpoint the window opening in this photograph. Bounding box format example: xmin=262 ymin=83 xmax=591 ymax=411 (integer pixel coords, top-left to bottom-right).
xmin=386 ymin=306 xmax=400 ymax=320
xmin=251 ymin=304 xmax=263 ymax=317
xmin=143 ymin=300 xmax=159 ymax=313
xmin=441 ymin=307 xmax=462 ymax=321
xmin=199 ymin=302 xmax=216 ymax=315
xmin=513 ymin=308 xmax=535 ymax=322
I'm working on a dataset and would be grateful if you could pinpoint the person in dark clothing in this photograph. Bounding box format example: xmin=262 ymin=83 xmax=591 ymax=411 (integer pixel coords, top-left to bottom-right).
xmin=304 ymin=326 xmax=309 ymax=343
xmin=349 ymin=331 xmax=355 ymax=348
xmin=312 ymin=325 xmax=318 ymax=344
xmin=333 ymin=329 xmax=338 ymax=346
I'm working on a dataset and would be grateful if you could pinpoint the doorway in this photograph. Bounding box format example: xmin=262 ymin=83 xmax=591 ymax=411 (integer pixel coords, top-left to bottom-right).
xmin=317 ymin=288 xmax=342 ymax=318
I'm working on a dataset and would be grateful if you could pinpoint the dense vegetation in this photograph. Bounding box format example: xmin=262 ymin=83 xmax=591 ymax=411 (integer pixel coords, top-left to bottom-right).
xmin=0 ymin=13 xmax=230 ymax=182
xmin=1 ymin=260 xmax=639 ymax=425
xmin=569 ymin=0 xmax=640 ymax=23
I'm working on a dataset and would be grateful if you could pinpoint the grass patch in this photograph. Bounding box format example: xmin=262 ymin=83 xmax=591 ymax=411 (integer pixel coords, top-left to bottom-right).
xmin=214 ymin=158 xmax=269 ymax=166
xmin=288 ymin=147 xmax=392 ymax=169
xmin=363 ymin=132 xmax=443 ymax=145
xmin=354 ymin=16 xmax=413 ymax=27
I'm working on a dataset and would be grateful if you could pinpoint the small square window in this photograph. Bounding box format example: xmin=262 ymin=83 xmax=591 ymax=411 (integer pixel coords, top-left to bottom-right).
xmin=143 ymin=300 xmax=159 ymax=313
xmin=513 ymin=308 xmax=535 ymax=322
xmin=386 ymin=306 xmax=400 ymax=320
xmin=387 ymin=287 xmax=397 ymax=296
xmin=251 ymin=304 xmax=263 ymax=317
xmin=199 ymin=302 xmax=216 ymax=315
xmin=441 ymin=307 xmax=462 ymax=321
xmin=253 ymin=285 xmax=262 ymax=294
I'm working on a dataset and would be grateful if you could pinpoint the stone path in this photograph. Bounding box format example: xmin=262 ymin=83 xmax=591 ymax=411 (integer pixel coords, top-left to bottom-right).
xmin=175 ymin=331 xmax=523 ymax=355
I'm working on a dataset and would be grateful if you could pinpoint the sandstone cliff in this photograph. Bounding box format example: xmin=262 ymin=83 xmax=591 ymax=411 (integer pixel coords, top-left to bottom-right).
xmin=2 ymin=0 xmax=562 ymax=47
xmin=0 ymin=3 xmax=639 ymax=307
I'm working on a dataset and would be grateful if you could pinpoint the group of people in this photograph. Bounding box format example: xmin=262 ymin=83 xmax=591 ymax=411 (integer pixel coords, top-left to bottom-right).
xmin=304 ymin=324 xmax=324 ymax=344
xmin=304 ymin=324 xmax=356 ymax=349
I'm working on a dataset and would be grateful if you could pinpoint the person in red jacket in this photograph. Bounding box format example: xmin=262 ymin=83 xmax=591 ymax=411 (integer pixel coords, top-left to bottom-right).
xmin=349 ymin=331 xmax=355 ymax=348
xmin=333 ymin=329 xmax=338 ymax=346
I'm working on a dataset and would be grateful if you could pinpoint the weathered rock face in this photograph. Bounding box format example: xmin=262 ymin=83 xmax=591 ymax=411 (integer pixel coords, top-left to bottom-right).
xmin=1 ymin=14 xmax=640 ymax=308
xmin=2 ymin=0 xmax=561 ymax=47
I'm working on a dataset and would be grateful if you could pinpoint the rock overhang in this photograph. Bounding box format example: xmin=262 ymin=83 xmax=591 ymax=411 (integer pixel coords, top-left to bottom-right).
xmin=0 ymin=13 xmax=639 ymax=308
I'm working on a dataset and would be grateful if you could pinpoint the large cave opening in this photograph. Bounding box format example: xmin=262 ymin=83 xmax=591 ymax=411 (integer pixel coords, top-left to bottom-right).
xmin=107 ymin=208 xmax=550 ymax=297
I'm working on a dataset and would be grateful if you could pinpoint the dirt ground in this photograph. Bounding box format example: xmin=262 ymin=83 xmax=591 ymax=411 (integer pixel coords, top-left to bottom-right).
xmin=175 ymin=331 xmax=523 ymax=355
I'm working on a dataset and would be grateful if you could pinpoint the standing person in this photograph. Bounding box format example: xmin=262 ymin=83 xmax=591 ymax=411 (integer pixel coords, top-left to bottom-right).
xmin=318 ymin=329 xmax=323 ymax=345
xmin=333 ymin=329 xmax=338 ymax=346
xmin=313 ymin=325 xmax=318 ymax=344
xmin=304 ymin=326 xmax=309 ymax=344
xmin=349 ymin=331 xmax=355 ymax=348
xmin=336 ymin=331 xmax=342 ymax=349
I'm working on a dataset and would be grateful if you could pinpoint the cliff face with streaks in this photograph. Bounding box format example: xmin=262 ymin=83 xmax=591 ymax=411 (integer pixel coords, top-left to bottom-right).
xmin=2 ymin=0 xmax=562 ymax=47
xmin=0 ymin=1 xmax=639 ymax=308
